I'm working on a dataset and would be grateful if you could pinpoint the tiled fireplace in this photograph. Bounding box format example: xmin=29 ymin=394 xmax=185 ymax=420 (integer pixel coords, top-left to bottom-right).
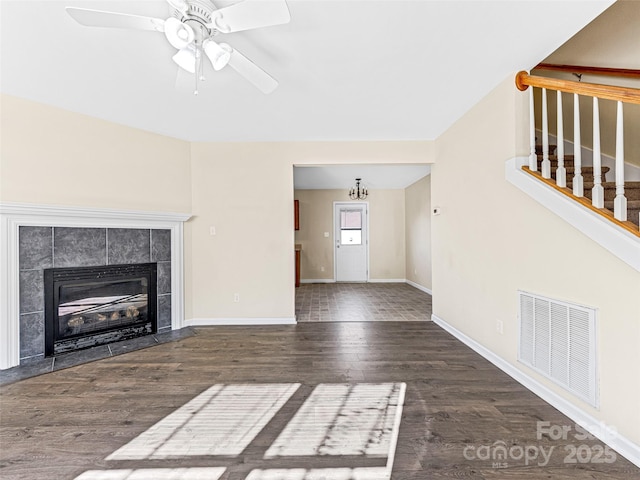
xmin=20 ymin=227 xmax=171 ymax=359
xmin=0 ymin=203 xmax=190 ymax=369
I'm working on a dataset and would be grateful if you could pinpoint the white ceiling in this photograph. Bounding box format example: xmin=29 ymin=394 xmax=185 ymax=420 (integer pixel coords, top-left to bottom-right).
xmin=294 ymin=164 xmax=430 ymax=190
xmin=0 ymin=0 xmax=614 ymax=143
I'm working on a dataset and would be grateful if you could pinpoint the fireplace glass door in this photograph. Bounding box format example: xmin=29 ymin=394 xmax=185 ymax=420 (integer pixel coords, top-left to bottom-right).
xmin=58 ymin=279 xmax=149 ymax=338
xmin=45 ymin=263 xmax=157 ymax=356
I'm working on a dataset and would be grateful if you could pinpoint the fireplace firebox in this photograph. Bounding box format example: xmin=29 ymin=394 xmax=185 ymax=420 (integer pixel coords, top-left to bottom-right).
xmin=44 ymin=263 xmax=157 ymax=356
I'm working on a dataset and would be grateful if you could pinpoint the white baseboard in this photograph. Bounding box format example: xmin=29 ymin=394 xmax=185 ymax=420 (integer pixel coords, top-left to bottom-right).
xmin=186 ymin=317 xmax=297 ymax=326
xmin=406 ymin=280 xmax=432 ymax=295
xmin=300 ymin=278 xmax=432 ymax=293
xmin=301 ymin=278 xmax=409 ymax=284
xmin=431 ymin=313 xmax=640 ymax=469
xmin=368 ymin=278 xmax=406 ymax=283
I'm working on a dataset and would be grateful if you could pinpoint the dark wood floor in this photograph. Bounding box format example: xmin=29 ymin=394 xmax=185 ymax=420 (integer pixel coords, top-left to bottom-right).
xmin=1 ymin=322 xmax=638 ymax=479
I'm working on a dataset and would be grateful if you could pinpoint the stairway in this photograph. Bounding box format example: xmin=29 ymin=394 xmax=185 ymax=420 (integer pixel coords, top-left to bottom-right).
xmin=535 ymin=147 xmax=640 ymax=227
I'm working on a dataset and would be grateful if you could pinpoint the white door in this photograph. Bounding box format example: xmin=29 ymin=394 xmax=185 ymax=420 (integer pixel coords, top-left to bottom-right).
xmin=334 ymin=203 xmax=368 ymax=282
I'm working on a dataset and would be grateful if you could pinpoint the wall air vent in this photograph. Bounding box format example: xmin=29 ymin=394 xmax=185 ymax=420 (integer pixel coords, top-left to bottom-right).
xmin=518 ymin=291 xmax=598 ymax=408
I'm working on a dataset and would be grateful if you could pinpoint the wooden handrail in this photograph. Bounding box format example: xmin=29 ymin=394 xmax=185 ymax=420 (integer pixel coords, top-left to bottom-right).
xmin=534 ymin=63 xmax=640 ymax=80
xmin=516 ymin=71 xmax=640 ymax=105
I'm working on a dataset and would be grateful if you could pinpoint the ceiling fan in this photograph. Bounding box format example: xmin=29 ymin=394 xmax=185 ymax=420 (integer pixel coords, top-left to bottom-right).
xmin=66 ymin=0 xmax=291 ymax=94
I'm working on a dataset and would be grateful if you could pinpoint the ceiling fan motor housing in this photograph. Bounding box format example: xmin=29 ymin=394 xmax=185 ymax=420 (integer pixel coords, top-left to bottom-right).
xmin=172 ymin=0 xmax=221 ymax=36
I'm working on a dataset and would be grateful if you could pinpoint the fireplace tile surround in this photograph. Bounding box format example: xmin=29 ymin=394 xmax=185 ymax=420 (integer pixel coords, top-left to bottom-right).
xmin=1 ymin=203 xmax=190 ymax=370
xmin=19 ymin=226 xmax=172 ymax=359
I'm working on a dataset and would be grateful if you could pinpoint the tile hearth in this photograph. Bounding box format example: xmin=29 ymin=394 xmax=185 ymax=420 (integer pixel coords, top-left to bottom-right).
xmin=0 ymin=327 xmax=195 ymax=385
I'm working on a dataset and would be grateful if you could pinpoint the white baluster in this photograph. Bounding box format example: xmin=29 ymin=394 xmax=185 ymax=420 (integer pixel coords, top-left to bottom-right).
xmin=614 ymin=101 xmax=627 ymax=221
xmin=542 ymin=88 xmax=551 ymax=178
xmin=573 ymin=93 xmax=584 ymax=197
xmin=556 ymin=90 xmax=566 ymax=187
xmin=592 ymin=97 xmax=604 ymax=208
xmin=529 ymin=85 xmax=537 ymax=171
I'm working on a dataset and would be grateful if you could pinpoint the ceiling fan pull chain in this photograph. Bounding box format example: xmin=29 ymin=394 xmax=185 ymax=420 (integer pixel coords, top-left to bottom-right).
xmin=198 ymin=26 xmax=206 ymax=82
xmin=193 ymin=44 xmax=201 ymax=95
xmin=194 ymin=49 xmax=199 ymax=96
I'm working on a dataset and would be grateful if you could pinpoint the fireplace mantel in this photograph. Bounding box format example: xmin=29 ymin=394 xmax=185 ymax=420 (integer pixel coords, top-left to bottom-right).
xmin=0 ymin=202 xmax=191 ymax=370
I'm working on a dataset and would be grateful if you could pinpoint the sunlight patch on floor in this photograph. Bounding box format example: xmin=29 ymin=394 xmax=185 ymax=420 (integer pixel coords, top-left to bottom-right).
xmin=75 ymin=382 xmax=406 ymax=480
xmin=74 ymin=468 xmax=226 ymax=480
xmin=265 ymin=383 xmax=403 ymax=458
xmin=245 ymin=467 xmax=389 ymax=480
xmin=107 ymin=383 xmax=300 ymax=459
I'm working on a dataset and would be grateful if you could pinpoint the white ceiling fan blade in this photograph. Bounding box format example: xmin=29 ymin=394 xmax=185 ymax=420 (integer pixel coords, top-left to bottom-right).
xmin=166 ymin=0 xmax=189 ymax=15
xmin=210 ymin=0 xmax=290 ymax=33
xmin=225 ymin=46 xmax=278 ymax=94
xmin=66 ymin=7 xmax=165 ymax=32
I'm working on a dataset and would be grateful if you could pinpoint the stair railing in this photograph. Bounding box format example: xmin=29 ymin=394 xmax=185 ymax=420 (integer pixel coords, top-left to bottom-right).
xmin=516 ymin=71 xmax=640 ymax=232
xmin=534 ymin=63 xmax=640 ymax=80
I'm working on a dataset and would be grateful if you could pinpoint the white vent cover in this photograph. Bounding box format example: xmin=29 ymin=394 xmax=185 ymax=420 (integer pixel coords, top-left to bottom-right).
xmin=518 ymin=291 xmax=598 ymax=407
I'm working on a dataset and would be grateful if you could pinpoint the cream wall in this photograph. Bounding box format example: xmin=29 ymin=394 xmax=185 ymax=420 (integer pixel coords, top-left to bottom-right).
xmin=188 ymin=142 xmax=433 ymax=320
xmin=534 ymin=0 xmax=640 ymax=167
xmin=405 ymin=175 xmax=432 ymax=290
xmin=294 ymin=189 xmax=406 ymax=281
xmin=368 ymin=189 xmax=405 ymax=280
xmin=188 ymin=143 xmax=296 ymax=320
xmin=294 ymin=190 xmax=336 ymax=281
xmin=432 ymin=75 xmax=640 ymax=446
xmin=0 ymin=95 xmax=192 ymax=211
xmin=543 ymin=0 xmax=640 ymax=70
xmin=0 ymin=98 xmax=433 ymax=320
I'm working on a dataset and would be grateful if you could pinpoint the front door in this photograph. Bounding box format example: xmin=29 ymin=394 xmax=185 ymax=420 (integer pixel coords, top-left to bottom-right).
xmin=334 ymin=203 xmax=368 ymax=282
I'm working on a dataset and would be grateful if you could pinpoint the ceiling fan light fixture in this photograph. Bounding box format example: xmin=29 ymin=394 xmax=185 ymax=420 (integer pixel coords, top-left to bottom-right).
xmin=172 ymin=46 xmax=196 ymax=73
xmin=203 ymin=40 xmax=231 ymax=71
xmin=164 ymin=17 xmax=194 ymax=49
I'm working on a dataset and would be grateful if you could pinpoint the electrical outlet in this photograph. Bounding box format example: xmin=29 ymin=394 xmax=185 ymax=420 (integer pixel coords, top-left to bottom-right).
xmin=324 ymin=232 xmax=329 ymax=238
xmin=209 ymin=226 xmax=216 ymax=236
xmin=496 ymin=320 xmax=504 ymax=335
xmin=320 ymin=266 xmax=325 ymax=272
xmin=234 ymin=293 xmax=240 ymax=303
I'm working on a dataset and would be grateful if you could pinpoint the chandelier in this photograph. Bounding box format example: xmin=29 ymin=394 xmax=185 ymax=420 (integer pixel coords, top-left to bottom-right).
xmin=349 ymin=178 xmax=368 ymax=200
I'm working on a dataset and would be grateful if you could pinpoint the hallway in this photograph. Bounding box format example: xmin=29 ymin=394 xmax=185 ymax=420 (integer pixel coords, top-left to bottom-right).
xmin=295 ymin=283 xmax=432 ymax=322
